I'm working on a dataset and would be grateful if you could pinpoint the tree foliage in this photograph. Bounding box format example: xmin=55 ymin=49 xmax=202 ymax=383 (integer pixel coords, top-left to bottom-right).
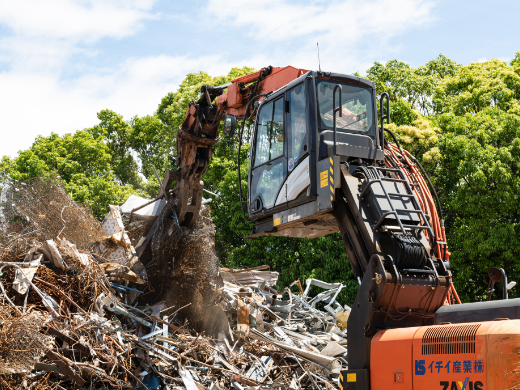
xmin=366 ymin=54 xmax=460 ymax=115
xmin=3 ymin=54 xmax=520 ymax=304
xmin=433 ymin=59 xmax=520 ymax=116
xmin=433 ymin=108 xmax=520 ymax=301
xmin=0 ymin=130 xmax=135 ymax=219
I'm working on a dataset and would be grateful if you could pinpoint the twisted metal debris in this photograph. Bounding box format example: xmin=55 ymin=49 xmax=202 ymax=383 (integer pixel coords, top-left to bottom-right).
xmin=0 ymin=177 xmax=349 ymax=389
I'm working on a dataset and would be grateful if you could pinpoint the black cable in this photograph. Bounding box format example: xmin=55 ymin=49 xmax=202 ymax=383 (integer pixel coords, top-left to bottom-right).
xmin=410 ymin=155 xmax=444 ymax=227
xmin=383 ymin=127 xmax=404 ymax=154
xmin=409 ymin=155 xmax=447 ymax=260
xmin=237 ymin=93 xmax=270 ymax=221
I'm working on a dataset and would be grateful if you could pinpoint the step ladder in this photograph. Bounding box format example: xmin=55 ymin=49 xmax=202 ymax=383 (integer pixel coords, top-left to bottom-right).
xmin=359 ymin=166 xmax=435 ymax=240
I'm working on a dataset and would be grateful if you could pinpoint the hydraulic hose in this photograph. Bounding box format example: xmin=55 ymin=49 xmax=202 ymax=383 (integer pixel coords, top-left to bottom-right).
xmin=384 ymin=127 xmax=446 ymax=255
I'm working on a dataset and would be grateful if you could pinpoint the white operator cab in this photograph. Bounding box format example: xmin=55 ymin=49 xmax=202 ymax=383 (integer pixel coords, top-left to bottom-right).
xmin=246 ymin=71 xmax=384 ymax=239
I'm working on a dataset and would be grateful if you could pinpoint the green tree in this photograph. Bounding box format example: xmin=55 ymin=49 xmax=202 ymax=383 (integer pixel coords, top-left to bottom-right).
xmin=86 ymin=110 xmax=142 ymax=188
xmin=433 ymin=59 xmax=520 ymax=116
xmin=0 ymin=131 xmax=136 ymax=219
xmin=511 ymin=51 xmax=520 ymax=67
xmin=366 ymin=54 xmax=460 ymax=115
xmin=386 ymin=110 xmax=441 ymax=163
xmin=433 ymin=108 xmax=520 ymax=301
xmin=129 ymin=114 xmax=172 ymax=179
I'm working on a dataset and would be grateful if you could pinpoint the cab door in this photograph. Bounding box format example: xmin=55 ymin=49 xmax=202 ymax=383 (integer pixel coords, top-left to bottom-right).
xmin=249 ymin=97 xmax=286 ymax=215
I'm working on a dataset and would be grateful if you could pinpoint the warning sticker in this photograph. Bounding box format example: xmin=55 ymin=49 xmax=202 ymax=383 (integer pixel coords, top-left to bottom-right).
xmin=288 ymin=213 xmax=301 ymax=222
xmin=320 ymin=170 xmax=328 ymax=188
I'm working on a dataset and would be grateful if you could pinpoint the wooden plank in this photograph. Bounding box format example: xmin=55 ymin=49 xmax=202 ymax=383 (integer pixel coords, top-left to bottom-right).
xmin=46 ymin=326 xmax=91 ymax=355
xmin=45 ymin=350 xmax=86 ymax=385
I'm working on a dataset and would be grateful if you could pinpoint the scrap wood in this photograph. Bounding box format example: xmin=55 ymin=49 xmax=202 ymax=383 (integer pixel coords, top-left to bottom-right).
xmin=100 ymin=262 xmax=145 ymax=284
xmin=44 ymin=350 xmax=86 ymax=386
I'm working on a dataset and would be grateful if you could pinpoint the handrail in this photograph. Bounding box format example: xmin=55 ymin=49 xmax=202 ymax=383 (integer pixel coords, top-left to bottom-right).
xmin=379 ymin=92 xmax=390 ymax=147
xmin=332 ymin=84 xmax=343 ymax=156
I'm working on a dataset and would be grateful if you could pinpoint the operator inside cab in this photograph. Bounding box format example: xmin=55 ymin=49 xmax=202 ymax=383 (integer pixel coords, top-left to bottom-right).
xmin=316 ymin=79 xmax=375 ymax=160
xmin=248 ymin=72 xmax=379 ymax=217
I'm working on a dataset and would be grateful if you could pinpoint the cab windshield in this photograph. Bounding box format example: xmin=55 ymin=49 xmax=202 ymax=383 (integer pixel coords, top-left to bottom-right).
xmin=316 ymin=79 xmax=374 ymax=133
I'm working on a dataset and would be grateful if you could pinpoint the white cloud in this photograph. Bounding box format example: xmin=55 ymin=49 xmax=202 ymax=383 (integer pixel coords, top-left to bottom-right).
xmin=206 ymin=0 xmax=435 ymax=74
xmin=0 ymin=0 xmax=437 ymax=158
xmin=0 ymin=0 xmax=156 ymax=42
xmin=0 ymin=54 xmax=240 ymax=157
xmin=208 ymin=0 xmax=433 ymax=42
xmin=0 ymin=0 xmax=163 ymax=157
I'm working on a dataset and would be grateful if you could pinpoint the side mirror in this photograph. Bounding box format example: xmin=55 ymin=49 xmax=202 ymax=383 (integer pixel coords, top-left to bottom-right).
xmin=223 ymin=114 xmax=237 ymax=137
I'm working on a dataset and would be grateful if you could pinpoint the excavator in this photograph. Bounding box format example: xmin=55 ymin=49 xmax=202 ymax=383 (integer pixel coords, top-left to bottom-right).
xmin=146 ymin=66 xmax=520 ymax=389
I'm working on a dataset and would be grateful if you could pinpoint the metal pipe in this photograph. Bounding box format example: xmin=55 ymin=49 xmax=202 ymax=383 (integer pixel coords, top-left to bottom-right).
xmin=213 ymin=82 xmax=232 ymax=90
xmin=105 ymin=300 xmax=154 ymax=328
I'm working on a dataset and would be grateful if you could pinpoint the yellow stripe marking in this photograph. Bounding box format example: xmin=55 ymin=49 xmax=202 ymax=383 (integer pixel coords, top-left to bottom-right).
xmin=330 ymin=185 xmax=334 ymax=193
xmin=330 ymin=195 xmax=334 ymax=201
xmin=330 ymin=167 xmax=333 ymax=175
xmin=330 ymin=157 xmax=333 ymax=165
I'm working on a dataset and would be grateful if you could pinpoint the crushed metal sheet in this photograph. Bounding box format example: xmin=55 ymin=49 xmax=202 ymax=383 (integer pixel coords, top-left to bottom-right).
xmin=0 ymin=177 xmax=349 ymax=389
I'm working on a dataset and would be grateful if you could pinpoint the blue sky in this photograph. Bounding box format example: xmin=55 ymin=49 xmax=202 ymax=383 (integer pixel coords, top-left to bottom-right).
xmin=0 ymin=0 xmax=519 ymax=157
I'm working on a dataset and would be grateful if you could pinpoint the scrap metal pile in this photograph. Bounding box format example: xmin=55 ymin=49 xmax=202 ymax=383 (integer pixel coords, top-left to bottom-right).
xmin=0 ymin=177 xmax=350 ymax=389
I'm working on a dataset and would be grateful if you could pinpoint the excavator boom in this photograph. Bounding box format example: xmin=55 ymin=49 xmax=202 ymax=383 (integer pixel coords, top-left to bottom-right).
xmin=171 ymin=66 xmax=307 ymax=226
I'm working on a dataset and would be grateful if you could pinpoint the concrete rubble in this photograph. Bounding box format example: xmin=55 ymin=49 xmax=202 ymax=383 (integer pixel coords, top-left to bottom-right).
xmin=0 ymin=178 xmax=351 ymax=389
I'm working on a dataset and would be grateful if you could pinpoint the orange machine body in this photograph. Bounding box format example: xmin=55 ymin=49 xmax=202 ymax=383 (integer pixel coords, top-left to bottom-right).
xmin=218 ymin=65 xmax=308 ymax=117
xmin=370 ymin=320 xmax=520 ymax=389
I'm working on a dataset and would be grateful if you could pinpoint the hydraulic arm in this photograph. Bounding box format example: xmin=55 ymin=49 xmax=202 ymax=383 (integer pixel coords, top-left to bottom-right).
xmin=169 ymin=65 xmax=307 ymax=226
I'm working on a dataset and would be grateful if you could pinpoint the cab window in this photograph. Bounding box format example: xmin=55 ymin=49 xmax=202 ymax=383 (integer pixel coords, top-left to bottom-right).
xmin=286 ymin=83 xmax=307 ymax=171
xmin=316 ymin=80 xmax=373 ymax=133
xmin=253 ymin=98 xmax=284 ymax=167
xmin=251 ymin=97 xmax=286 ymax=211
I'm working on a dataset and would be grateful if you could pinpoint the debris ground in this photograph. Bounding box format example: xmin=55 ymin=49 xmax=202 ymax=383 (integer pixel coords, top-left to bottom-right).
xmin=0 ymin=177 xmax=350 ymax=389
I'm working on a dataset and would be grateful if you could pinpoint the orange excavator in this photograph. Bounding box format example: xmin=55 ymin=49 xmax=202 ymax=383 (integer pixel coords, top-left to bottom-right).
xmin=148 ymin=66 xmax=520 ymax=389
